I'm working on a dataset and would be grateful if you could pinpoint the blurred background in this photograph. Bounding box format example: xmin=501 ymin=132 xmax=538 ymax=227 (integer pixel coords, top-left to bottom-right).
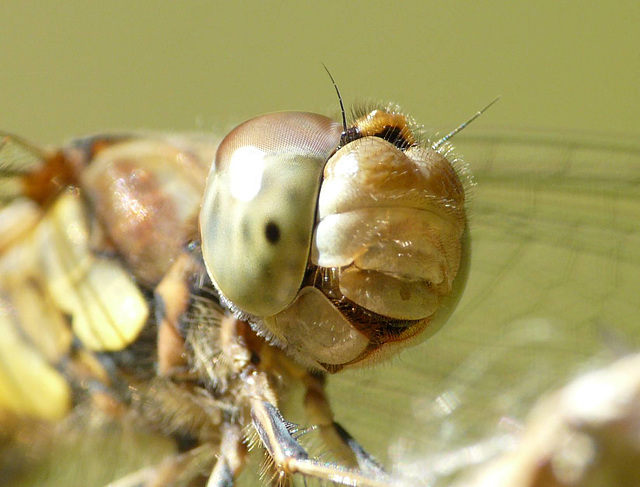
xmin=1 ymin=1 xmax=639 ymax=485
xmin=1 ymin=1 xmax=638 ymax=142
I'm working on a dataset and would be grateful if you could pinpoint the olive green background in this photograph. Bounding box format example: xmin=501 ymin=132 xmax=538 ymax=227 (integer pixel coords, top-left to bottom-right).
xmin=1 ymin=2 xmax=639 ymax=485
xmin=0 ymin=2 xmax=638 ymax=143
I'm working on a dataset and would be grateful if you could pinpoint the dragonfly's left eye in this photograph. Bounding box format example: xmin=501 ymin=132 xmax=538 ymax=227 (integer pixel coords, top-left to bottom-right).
xmin=200 ymin=112 xmax=342 ymax=317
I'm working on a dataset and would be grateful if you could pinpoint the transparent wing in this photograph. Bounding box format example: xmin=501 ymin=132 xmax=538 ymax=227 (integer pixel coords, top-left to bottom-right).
xmin=0 ymin=132 xmax=47 ymax=203
xmin=328 ymin=131 xmax=640 ymax=483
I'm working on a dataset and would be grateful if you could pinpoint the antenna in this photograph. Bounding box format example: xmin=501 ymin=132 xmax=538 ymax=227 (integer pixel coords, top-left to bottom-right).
xmin=322 ymin=64 xmax=348 ymax=134
xmin=433 ymin=96 xmax=500 ymax=150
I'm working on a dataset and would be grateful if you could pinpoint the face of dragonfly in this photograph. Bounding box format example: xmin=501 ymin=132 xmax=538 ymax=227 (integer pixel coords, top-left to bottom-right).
xmin=199 ymin=108 xmax=469 ymax=372
xmin=0 ymin=105 xmax=639 ymax=487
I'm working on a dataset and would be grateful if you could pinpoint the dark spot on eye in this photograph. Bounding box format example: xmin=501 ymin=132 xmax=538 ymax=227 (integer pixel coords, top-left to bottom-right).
xmin=264 ymin=221 xmax=281 ymax=245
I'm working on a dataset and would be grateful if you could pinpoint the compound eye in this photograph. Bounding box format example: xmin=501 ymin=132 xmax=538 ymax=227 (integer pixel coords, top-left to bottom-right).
xmin=200 ymin=112 xmax=341 ymax=317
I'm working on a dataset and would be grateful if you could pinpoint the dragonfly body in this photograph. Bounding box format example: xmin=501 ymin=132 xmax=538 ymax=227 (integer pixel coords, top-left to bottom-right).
xmin=0 ymin=105 xmax=470 ymax=486
xmin=2 ymin=110 xmax=639 ymax=487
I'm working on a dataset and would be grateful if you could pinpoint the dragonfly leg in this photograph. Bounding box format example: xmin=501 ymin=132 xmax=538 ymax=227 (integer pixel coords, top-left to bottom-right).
xmin=206 ymin=423 xmax=247 ymax=487
xmin=302 ymin=370 xmax=386 ymax=475
xmin=105 ymin=442 xmax=218 ymax=487
xmin=216 ymin=315 xmax=394 ymax=485
xmin=246 ymin=373 xmax=395 ymax=487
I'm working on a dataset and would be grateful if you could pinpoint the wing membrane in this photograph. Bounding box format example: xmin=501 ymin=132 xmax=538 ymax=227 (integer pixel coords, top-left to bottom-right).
xmin=0 ymin=132 xmax=48 ymax=203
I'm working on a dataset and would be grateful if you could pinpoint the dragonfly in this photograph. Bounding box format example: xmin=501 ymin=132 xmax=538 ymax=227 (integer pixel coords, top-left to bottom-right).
xmin=0 ymin=99 xmax=639 ymax=487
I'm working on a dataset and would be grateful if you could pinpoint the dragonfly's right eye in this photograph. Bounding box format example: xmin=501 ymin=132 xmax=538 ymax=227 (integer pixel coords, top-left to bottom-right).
xmin=199 ymin=112 xmax=342 ymax=318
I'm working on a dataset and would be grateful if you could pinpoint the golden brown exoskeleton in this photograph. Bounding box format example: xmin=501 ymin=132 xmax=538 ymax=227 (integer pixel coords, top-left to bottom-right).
xmin=0 ymin=104 xmax=470 ymax=486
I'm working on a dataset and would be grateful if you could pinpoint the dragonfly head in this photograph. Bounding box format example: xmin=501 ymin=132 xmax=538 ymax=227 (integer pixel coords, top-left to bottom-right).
xmin=200 ymin=106 xmax=470 ymax=372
